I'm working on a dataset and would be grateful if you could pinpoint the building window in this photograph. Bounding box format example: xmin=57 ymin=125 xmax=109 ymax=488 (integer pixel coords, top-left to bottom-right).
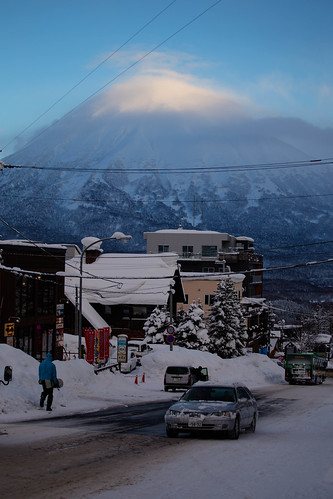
xmin=37 ymin=279 xmax=56 ymax=316
xmin=182 ymin=246 xmax=193 ymax=257
xmin=158 ymin=245 xmax=169 ymax=253
xmin=202 ymin=245 xmax=217 ymax=257
xmin=15 ymin=277 xmax=35 ymax=317
xmin=202 ymin=267 xmax=215 ymax=273
xmin=204 ymin=294 xmax=215 ymax=305
xmin=132 ymin=306 xmax=148 ymax=318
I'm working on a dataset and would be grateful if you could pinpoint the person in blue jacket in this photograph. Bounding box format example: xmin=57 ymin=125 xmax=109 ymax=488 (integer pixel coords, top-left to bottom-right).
xmin=39 ymin=353 xmax=58 ymax=411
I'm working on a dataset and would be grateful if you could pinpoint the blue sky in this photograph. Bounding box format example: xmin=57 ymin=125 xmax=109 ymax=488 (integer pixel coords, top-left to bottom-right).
xmin=1 ymin=0 xmax=333 ymax=158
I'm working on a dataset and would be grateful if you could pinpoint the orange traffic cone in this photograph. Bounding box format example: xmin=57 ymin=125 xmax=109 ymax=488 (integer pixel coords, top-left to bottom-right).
xmin=142 ymin=373 xmax=145 ymax=383
xmin=134 ymin=375 xmax=138 ymax=385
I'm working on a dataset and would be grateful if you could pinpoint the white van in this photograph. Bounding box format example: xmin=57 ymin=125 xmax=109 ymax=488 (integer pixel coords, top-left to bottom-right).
xmin=127 ymin=340 xmax=153 ymax=365
xmin=120 ymin=350 xmax=137 ymax=374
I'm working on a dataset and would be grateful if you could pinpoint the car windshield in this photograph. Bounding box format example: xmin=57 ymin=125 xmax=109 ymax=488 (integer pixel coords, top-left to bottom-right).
xmin=182 ymin=386 xmax=236 ymax=402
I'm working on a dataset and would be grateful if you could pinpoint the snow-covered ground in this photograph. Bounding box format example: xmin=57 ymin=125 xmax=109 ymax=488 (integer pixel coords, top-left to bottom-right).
xmin=94 ymin=381 xmax=333 ymax=499
xmin=0 ymin=334 xmax=285 ymax=423
xmin=2 ymin=337 xmax=333 ymax=499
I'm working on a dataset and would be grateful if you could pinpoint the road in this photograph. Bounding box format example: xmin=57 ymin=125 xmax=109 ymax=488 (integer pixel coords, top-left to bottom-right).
xmin=1 ymin=381 xmax=333 ymax=498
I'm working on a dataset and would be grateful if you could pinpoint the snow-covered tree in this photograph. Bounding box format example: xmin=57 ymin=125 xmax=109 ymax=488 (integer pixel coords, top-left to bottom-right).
xmin=143 ymin=306 xmax=170 ymax=343
xmin=175 ymin=301 xmax=210 ymax=351
xmin=208 ymin=278 xmax=247 ymax=358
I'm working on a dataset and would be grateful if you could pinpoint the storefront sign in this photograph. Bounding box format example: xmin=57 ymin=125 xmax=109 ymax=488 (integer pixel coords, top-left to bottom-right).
xmin=117 ymin=334 xmax=128 ymax=363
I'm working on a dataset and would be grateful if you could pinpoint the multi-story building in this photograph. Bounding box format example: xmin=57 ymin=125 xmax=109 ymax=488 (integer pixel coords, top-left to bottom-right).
xmin=144 ymin=227 xmax=263 ymax=298
xmin=0 ymin=240 xmax=67 ymax=360
xmin=178 ymin=272 xmax=245 ymax=316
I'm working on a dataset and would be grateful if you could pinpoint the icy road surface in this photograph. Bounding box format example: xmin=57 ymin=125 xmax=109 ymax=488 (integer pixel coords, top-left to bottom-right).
xmin=1 ymin=380 xmax=333 ymax=498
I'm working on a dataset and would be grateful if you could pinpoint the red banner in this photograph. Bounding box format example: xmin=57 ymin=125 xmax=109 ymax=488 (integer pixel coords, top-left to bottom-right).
xmin=98 ymin=329 xmax=105 ymax=362
xmin=84 ymin=327 xmax=110 ymax=364
xmin=84 ymin=328 xmax=95 ymax=364
xmin=103 ymin=327 xmax=110 ymax=359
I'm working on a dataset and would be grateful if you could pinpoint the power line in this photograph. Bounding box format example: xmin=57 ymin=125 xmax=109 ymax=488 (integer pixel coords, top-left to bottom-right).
xmin=2 ymin=0 xmax=222 ymax=153
xmin=0 ymin=191 xmax=332 ymax=205
xmin=245 ymin=258 xmax=333 ymax=274
xmin=265 ymin=303 xmax=333 ymax=321
xmin=257 ymin=240 xmax=333 ymax=251
xmin=4 ymin=157 xmax=333 ymax=173
xmin=1 ymin=1 xmax=178 ymax=153
xmin=0 ymin=216 xmax=120 ymax=286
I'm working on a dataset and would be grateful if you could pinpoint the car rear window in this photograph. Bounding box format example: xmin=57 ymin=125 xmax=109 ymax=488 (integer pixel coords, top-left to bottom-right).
xmin=166 ymin=367 xmax=189 ymax=375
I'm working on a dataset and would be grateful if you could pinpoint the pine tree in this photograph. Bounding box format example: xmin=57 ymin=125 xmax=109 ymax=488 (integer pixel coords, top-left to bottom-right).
xmin=143 ymin=306 xmax=170 ymax=343
xmin=175 ymin=301 xmax=210 ymax=351
xmin=208 ymin=278 xmax=247 ymax=358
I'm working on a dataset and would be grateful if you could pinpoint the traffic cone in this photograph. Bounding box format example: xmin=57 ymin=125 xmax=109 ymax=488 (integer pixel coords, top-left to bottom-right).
xmin=134 ymin=375 xmax=138 ymax=385
xmin=142 ymin=373 xmax=145 ymax=383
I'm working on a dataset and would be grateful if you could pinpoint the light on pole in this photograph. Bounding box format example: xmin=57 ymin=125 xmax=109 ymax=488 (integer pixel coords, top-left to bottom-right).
xmin=78 ymin=232 xmax=132 ymax=358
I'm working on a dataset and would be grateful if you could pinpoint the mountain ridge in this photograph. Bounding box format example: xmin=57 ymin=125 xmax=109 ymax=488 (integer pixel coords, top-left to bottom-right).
xmin=1 ymin=82 xmax=332 ymax=298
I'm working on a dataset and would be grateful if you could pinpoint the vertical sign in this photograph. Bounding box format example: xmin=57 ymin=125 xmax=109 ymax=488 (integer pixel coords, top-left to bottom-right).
xmin=117 ymin=334 xmax=128 ymax=363
xmin=98 ymin=329 xmax=105 ymax=362
xmin=56 ymin=304 xmax=64 ymax=350
xmin=94 ymin=330 xmax=99 ymax=364
xmin=84 ymin=328 xmax=95 ymax=363
xmin=103 ymin=327 xmax=110 ymax=360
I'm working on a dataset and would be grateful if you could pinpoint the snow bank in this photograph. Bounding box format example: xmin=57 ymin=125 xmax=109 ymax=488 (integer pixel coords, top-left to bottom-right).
xmin=0 ymin=342 xmax=285 ymax=423
xmin=142 ymin=345 xmax=285 ymax=387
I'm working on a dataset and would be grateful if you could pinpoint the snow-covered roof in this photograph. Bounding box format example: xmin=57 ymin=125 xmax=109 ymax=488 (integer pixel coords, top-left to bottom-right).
xmin=314 ymin=334 xmax=332 ymax=344
xmin=0 ymin=239 xmax=67 ymax=250
xmin=236 ymin=236 xmax=254 ymax=243
xmin=151 ymin=229 xmax=222 ymax=234
xmin=64 ymin=252 xmax=180 ymax=328
xmin=241 ymin=297 xmax=267 ymax=305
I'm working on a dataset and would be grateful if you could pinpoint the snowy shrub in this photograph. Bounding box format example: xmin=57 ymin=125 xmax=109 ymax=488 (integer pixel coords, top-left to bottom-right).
xmin=143 ymin=306 xmax=171 ymax=344
xmin=175 ymin=301 xmax=210 ymax=351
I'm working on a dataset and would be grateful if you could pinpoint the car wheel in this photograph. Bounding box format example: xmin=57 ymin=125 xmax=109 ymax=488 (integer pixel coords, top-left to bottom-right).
xmin=229 ymin=416 xmax=240 ymax=440
xmin=249 ymin=413 xmax=256 ymax=433
xmin=166 ymin=427 xmax=179 ymax=438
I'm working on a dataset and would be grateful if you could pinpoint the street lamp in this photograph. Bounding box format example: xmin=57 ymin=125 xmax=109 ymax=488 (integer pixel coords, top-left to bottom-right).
xmin=78 ymin=232 xmax=132 ymax=358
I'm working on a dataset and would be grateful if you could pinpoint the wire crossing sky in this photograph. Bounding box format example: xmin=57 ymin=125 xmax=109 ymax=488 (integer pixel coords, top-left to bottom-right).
xmin=1 ymin=0 xmax=333 ymax=157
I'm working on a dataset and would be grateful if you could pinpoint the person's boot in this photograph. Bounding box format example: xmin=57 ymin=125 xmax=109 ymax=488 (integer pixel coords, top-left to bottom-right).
xmin=40 ymin=395 xmax=45 ymax=408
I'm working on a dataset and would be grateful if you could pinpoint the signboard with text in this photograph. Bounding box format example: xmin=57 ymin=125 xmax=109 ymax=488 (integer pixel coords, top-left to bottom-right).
xmin=117 ymin=334 xmax=128 ymax=363
xmin=84 ymin=327 xmax=111 ymax=364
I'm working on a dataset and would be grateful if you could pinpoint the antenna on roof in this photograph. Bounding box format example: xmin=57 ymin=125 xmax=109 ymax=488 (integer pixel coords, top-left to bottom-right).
xmin=178 ymin=217 xmax=184 ymax=230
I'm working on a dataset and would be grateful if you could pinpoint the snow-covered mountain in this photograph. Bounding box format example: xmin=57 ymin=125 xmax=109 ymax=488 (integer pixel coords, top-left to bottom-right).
xmin=1 ymin=76 xmax=332 ymax=293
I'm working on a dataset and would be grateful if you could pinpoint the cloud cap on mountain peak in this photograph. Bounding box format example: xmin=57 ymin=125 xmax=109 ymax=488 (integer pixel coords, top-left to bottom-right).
xmin=92 ymin=73 xmax=253 ymax=120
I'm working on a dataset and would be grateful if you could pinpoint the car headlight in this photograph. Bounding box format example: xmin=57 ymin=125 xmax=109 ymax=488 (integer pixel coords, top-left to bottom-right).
xmin=211 ymin=411 xmax=235 ymax=417
xmin=166 ymin=409 xmax=181 ymax=416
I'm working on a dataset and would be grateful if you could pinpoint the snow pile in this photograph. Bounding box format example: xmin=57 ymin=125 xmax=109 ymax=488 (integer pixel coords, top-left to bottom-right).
xmin=142 ymin=345 xmax=285 ymax=387
xmin=0 ymin=341 xmax=285 ymax=423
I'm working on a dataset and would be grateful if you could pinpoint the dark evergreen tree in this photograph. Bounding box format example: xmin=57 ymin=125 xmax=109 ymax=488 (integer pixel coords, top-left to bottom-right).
xmin=208 ymin=278 xmax=247 ymax=358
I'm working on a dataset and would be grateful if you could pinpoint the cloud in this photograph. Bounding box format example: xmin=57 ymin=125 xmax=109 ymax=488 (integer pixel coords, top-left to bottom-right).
xmin=90 ymin=48 xmax=212 ymax=75
xmin=318 ymin=84 xmax=333 ymax=100
xmin=92 ymin=72 xmax=254 ymax=120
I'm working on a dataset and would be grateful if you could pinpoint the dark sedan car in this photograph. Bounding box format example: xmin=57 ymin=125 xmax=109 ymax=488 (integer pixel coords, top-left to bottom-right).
xmin=165 ymin=383 xmax=258 ymax=439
